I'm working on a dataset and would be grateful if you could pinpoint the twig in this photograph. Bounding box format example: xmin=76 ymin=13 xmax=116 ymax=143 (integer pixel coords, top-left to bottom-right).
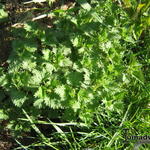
xmin=11 ymin=13 xmax=53 ymax=27
xmin=23 ymin=0 xmax=46 ymax=4
xmin=32 ymin=14 xmax=47 ymax=21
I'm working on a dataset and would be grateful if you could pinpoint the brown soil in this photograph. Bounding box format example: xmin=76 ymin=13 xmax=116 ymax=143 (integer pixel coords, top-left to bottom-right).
xmin=0 ymin=141 xmax=12 ymax=150
xmin=0 ymin=126 xmax=14 ymax=150
xmin=0 ymin=28 xmax=12 ymax=66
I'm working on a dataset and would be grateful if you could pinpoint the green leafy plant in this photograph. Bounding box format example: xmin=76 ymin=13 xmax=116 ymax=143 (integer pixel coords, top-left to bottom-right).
xmin=0 ymin=3 xmax=8 ymax=23
xmin=0 ymin=0 xmax=149 ymax=149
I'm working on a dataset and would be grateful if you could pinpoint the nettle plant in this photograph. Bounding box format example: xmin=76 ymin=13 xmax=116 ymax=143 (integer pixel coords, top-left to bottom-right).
xmin=0 ymin=0 xmax=149 ymax=129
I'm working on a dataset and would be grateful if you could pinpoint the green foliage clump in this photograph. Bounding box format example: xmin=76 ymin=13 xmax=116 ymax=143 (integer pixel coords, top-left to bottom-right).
xmin=0 ymin=0 xmax=149 ymax=149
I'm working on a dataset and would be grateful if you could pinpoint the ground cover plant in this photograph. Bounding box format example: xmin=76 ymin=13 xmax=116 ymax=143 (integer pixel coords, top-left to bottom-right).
xmin=0 ymin=0 xmax=150 ymax=149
